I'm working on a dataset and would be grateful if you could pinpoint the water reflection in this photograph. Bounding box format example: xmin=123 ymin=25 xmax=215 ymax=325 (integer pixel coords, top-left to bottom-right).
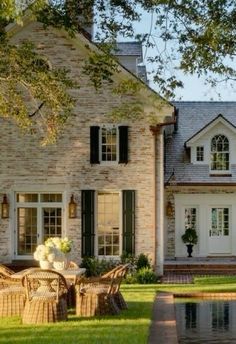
xmin=176 ymin=299 xmax=236 ymax=344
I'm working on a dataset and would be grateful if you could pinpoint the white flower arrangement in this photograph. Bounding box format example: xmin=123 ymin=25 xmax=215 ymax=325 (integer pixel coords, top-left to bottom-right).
xmin=34 ymin=237 xmax=73 ymax=263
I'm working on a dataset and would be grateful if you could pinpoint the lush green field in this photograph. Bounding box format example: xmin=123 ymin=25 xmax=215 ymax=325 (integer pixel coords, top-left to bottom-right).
xmin=2 ymin=278 xmax=236 ymax=344
xmin=0 ymin=285 xmax=156 ymax=344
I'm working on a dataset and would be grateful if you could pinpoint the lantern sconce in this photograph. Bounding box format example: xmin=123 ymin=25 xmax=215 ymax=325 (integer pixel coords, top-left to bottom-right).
xmin=1 ymin=194 xmax=9 ymax=219
xmin=68 ymin=194 xmax=77 ymax=218
xmin=166 ymin=201 xmax=173 ymax=217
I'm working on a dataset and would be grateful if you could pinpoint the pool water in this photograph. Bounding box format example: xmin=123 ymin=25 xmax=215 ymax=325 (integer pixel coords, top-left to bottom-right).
xmin=175 ymin=299 xmax=236 ymax=344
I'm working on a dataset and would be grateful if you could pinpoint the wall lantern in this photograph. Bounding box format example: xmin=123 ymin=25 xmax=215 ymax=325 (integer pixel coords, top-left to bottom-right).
xmin=1 ymin=194 xmax=9 ymax=219
xmin=166 ymin=201 xmax=173 ymax=217
xmin=68 ymin=195 xmax=77 ymax=218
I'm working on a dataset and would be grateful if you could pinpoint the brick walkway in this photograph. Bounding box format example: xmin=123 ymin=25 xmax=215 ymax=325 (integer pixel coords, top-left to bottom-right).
xmin=161 ymin=274 xmax=194 ymax=284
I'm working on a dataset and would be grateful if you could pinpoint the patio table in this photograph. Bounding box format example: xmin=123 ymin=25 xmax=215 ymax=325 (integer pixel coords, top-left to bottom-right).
xmin=11 ymin=268 xmax=86 ymax=284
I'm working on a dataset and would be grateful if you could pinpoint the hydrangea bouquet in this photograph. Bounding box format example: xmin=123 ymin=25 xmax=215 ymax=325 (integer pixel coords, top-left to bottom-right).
xmin=34 ymin=237 xmax=73 ymax=267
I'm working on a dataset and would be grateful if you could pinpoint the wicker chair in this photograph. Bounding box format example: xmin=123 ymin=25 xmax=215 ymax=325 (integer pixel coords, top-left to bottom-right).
xmin=0 ymin=264 xmax=26 ymax=317
xmin=21 ymin=268 xmax=68 ymax=324
xmin=76 ymin=276 xmax=120 ymax=317
xmin=110 ymin=264 xmax=129 ymax=310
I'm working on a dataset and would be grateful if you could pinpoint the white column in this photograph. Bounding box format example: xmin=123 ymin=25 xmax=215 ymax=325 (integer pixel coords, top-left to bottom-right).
xmin=156 ymin=128 xmax=164 ymax=275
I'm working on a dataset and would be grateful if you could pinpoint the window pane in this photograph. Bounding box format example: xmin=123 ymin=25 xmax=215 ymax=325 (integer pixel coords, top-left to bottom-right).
xmin=17 ymin=208 xmax=37 ymax=255
xmin=185 ymin=208 xmax=197 ymax=231
xmin=40 ymin=194 xmax=62 ymax=202
xmin=210 ymin=208 xmax=229 ymax=237
xmin=101 ymin=126 xmax=117 ymax=162
xmin=97 ymin=192 xmax=120 ymax=256
xmin=43 ymin=208 xmax=62 ymax=240
xmin=17 ymin=193 xmax=38 ymax=202
xmin=211 ymin=135 xmax=229 ymax=171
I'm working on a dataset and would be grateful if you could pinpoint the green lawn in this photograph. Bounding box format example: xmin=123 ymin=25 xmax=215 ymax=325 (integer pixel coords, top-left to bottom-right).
xmin=2 ymin=278 xmax=236 ymax=344
xmin=0 ymin=285 xmax=156 ymax=344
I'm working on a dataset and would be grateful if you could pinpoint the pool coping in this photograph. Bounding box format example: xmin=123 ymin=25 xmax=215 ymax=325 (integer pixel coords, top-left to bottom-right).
xmin=148 ymin=292 xmax=236 ymax=344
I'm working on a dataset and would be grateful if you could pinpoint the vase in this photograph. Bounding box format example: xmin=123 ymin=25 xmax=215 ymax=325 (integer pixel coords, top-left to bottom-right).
xmin=53 ymin=256 xmax=69 ymax=271
xmin=39 ymin=260 xmax=53 ymax=269
xmin=187 ymin=244 xmax=193 ymax=258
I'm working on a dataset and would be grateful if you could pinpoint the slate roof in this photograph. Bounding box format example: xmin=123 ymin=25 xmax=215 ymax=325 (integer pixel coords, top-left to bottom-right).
xmin=165 ymin=101 xmax=236 ymax=184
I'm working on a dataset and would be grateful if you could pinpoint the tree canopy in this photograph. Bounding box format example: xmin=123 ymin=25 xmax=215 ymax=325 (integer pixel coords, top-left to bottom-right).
xmin=1 ymin=0 xmax=236 ymax=143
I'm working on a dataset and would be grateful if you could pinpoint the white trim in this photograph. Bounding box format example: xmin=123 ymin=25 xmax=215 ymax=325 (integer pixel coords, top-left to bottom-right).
xmin=13 ymin=190 xmax=66 ymax=260
xmin=186 ymin=116 xmax=236 ymax=146
xmin=174 ymin=194 xmax=236 ymax=257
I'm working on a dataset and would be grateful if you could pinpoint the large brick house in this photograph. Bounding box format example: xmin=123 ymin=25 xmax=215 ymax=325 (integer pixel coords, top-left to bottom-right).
xmin=0 ymin=15 xmax=174 ymax=274
xmin=165 ymin=102 xmax=236 ymax=260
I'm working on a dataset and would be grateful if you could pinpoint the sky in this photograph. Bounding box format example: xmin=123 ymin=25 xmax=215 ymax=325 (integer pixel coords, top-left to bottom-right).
xmin=131 ymin=10 xmax=236 ymax=101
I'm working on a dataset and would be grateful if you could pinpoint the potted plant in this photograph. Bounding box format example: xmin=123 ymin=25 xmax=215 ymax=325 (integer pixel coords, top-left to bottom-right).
xmin=181 ymin=228 xmax=198 ymax=257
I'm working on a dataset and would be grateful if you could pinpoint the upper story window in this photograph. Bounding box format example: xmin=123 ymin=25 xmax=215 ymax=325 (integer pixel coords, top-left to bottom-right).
xmin=90 ymin=125 xmax=128 ymax=164
xmin=210 ymin=135 xmax=229 ymax=171
xmin=101 ymin=125 xmax=117 ymax=162
xmin=196 ymin=146 xmax=204 ymax=162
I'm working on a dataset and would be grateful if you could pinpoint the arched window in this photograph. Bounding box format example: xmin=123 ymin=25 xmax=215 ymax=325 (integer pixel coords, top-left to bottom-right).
xmin=211 ymin=135 xmax=229 ymax=171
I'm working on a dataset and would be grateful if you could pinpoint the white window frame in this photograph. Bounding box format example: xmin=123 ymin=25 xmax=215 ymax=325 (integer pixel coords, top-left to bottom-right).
xmin=14 ymin=191 xmax=65 ymax=259
xmin=95 ymin=190 xmax=122 ymax=259
xmin=210 ymin=134 xmax=230 ymax=174
xmin=196 ymin=146 xmax=204 ymax=162
xmin=99 ymin=124 xmax=119 ymax=164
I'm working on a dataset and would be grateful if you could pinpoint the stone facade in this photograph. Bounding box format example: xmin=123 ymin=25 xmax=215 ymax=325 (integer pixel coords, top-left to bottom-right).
xmin=0 ymin=20 xmax=173 ymax=265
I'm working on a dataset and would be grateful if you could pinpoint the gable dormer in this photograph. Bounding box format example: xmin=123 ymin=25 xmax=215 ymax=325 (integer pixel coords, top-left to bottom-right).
xmin=185 ymin=114 xmax=236 ymax=175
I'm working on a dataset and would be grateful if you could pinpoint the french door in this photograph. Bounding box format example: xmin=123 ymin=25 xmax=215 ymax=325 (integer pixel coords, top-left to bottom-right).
xmin=15 ymin=193 xmax=63 ymax=258
xmin=208 ymin=207 xmax=231 ymax=254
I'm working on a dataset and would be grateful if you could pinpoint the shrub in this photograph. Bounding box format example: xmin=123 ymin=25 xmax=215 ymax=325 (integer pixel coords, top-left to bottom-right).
xmin=123 ymin=273 xmax=138 ymax=284
xmin=80 ymin=257 xmax=118 ymax=277
xmin=136 ymin=253 xmax=150 ymax=271
xmin=136 ymin=267 xmax=157 ymax=284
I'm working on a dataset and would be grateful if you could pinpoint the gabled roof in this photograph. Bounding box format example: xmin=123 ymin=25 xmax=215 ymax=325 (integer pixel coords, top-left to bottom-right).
xmin=164 ymin=101 xmax=236 ymax=185
xmin=5 ymin=15 xmax=174 ymax=125
xmin=185 ymin=114 xmax=236 ymax=147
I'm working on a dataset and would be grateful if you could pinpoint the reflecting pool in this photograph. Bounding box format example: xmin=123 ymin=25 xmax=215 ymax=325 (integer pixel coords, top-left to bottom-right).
xmin=175 ymin=298 xmax=236 ymax=344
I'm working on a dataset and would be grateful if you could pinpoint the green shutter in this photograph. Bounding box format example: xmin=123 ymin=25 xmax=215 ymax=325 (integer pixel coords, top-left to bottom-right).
xmin=81 ymin=190 xmax=95 ymax=257
xmin=122 ymin=190 xmax=135 ymax=255
xmin=90 ymin=126 xmax=100 ymax=164
xmin=119 ymin=126 xmax=128 ymax=163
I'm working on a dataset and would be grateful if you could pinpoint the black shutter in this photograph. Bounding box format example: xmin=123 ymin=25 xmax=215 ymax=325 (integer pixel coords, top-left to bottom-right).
xmin=122 ymin=190 xmax=135 ymax=255
xmin=119 ymin=126 xmax=128 ymax=164
xmin=81 ymin=190 xmax=95 ymax=257
xmin=90 ymin=126 xmax=100 ymax=164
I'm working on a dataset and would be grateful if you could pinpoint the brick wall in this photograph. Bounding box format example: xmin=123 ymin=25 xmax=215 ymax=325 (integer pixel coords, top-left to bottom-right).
xmin=0 ymin=21 xmax=170 ymax=264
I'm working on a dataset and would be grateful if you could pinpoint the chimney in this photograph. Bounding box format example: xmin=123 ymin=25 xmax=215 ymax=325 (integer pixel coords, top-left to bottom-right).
xmin=65 ymin=0 xmax=94 ymax=40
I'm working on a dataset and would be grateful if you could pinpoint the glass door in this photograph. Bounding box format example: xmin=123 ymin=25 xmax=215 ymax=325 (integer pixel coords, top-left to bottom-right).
xmin=15 ymin=193 xmax=63 ymax=258
xmin=209 ymin=207 xmax=231 ymax=254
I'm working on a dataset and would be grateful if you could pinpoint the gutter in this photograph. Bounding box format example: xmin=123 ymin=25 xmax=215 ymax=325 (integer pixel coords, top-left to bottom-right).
xmin=149 ymin=106 xmax=177 ymax=274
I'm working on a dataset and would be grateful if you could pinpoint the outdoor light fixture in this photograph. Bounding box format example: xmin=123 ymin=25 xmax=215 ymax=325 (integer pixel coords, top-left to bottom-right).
xmin=166 ymin=201 xmax=173 ymax=217
xmin=68 ymin=194 xmax=77 ymax=218
xmin=1 ymin=194 xmax=9 ymax=219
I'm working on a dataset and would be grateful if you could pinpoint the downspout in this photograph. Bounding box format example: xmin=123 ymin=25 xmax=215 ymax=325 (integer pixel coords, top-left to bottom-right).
xmin=150 ymin=108 xmax=177 ymax=275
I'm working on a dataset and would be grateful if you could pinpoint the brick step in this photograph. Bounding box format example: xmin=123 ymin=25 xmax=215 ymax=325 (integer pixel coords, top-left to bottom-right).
xmin=164 ymin=264 xmax=236 ymax=275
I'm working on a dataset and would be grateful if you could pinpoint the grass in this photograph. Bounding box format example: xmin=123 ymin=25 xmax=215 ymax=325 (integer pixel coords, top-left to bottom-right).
xmin=2 ymin=278 xmax=236 ymax=344
xmin=0 ymin=285 xmax=157 ymax=344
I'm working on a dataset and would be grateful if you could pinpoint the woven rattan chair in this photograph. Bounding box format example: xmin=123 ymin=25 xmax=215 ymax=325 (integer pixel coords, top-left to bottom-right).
xmin=76 ymin=276 xmax=120 ymax=317
xmin=22 ymin=268 xmax=68 ymax=324
xmin=110 ymin=264 xmax=129 ymax=310
xmin=0 ymin=264 xmax=26 ymax=317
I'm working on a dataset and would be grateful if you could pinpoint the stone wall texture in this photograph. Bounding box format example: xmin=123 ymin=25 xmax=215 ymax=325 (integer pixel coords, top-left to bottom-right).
xmin=0 ymin=21 xmax=171 ymax=264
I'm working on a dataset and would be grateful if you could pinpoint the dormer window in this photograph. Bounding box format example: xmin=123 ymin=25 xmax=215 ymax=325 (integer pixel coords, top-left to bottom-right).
xmin=210 ymin=135 xmax=229 ymax=171
xmin=196 ymin=146 xmax=204 ymax=162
